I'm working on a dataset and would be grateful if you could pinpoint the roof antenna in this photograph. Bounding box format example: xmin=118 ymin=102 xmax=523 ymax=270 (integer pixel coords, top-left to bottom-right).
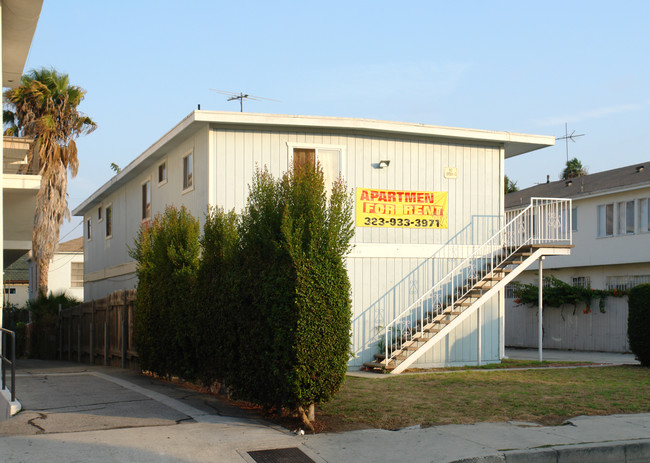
xmin=556 ymin=122 xmax=585 ymax=163
xmin=209 ymin=89 xmax=280 ymax=112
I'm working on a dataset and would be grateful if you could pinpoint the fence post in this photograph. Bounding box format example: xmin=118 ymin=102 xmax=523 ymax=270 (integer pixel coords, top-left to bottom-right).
xmin=77 ymin=322 xmax=81 ymax=363
xmin=68 ymin=310 xmax=72 ymax=361
xmin=104 ymin=321 xmax=108 ymax=366
xmin=121 ymin=292 xmax=127 ymax=369
xmin=90 ymin=301 xmax=95 ymax=365
xmin=58 ymin=311 xmax=63 ymax=361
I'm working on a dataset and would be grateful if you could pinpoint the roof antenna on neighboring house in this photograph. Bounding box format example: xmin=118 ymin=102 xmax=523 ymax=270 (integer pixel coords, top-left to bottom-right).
xmin=556 ymin=122 xmax=585 ymax=163
xmin=209 ymin=89 xmax=280 ymax=112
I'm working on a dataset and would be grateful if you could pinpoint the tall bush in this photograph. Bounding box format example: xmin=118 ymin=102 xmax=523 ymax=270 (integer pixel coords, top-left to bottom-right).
xmin=129 ymin=206 xmax=200 ymax=379
xmin=233 ymin=165 xmax=354 ymax=426
xmin=194 ymin=206 xmax=240 ymax=386
xmin=628 ymin=283 xmax=650 ymax=366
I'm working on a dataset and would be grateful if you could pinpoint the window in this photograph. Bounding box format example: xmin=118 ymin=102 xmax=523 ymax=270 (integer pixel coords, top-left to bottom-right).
xmin=504 ymin=283 xmax=516 ymax=299
xmin=571 ymin=207 xmax=578 ymax=232
xmin=617 ymin=200 xmax=635 ymax=235
xmin=183 ymin=153 xmax=193 ymax=191
xmin=606 ymin=275 xmax=650 ymax=291
xmin=98 ymin=206 xmax=102 ymax=222
xmin=71 ymin=262 xmax=84 ymax=288
xmin=158 ymin=160 xmax=167 ymax=184
xmin=597 ymin=203 xmax=613 ymax=237
xmin=639 ymin=198 xmax=650 ymax=233
xmin=105 ymin=204 xmax=113 ymax=238
xmin=292 ymin=146 xmax=341 ymax=196
xmin=86 ymin=218 xmax=92 ymax=241
xmin=142 ymin=180 xmax=151 ymax=220
xmin=4 ymin=288 xmax=16 ymax=295
xmin=572 ymin=276 xmax=591 ymax=288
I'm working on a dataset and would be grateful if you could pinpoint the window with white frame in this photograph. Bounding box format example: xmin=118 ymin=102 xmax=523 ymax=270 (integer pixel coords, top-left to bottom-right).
xmin=71 ymin=262 xmax=84 ymax=288
xmin=292 ymin=146 xmax=341 ymax=196
xmin=504 ymin=283 xmax=516 ymax=299
xmin=142 ymin=180 xmax=151 ymax=220
xmin=183 ymin=153 xmax=193 ymax=191
xmin=572 ymin=276 xmax=591 ymax=288
xmin=4 ymin=288 xmax=16 ymax=295
xmin=158 ymin=160 xmax=167 ymax=185
xmin=105 ymin=204 xmax=113 ymax=238
xmin=639 ymin=198 xmax=650 ymax=233
xmin=606 ymin=275 xmax=650 ymax=291
xmin=98 ymin=206 xmax=102 ymax=222
xmin=597 ymin=203 xmax=614 ymax=237
xmin=86 ymin=218 xmax=92 ymax=241
xmin=617 ymin=200 xmax=635 ymax=235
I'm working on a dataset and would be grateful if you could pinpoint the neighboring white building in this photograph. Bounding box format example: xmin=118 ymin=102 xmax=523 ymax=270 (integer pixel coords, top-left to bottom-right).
xmin=3 ymin=253 xmax=29 ymax=308
xmin=505 ymin=162 xmax=650 ymax=352
xmin=1 ymin=0 xmax=44 ymax=313
xmin=73 ymin=111 xmax=568 ymax=370
xmin=28 ymin=237 xmax=84 ymax=302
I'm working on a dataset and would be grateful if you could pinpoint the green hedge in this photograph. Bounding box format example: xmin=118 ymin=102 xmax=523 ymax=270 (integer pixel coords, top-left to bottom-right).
xmin=131 ymin=166 xmax=354 ymax=420
xmin=628 ymin=284 xmax=650 ymax=366
xmin=129 ymin=206 xmax=200 ymax=379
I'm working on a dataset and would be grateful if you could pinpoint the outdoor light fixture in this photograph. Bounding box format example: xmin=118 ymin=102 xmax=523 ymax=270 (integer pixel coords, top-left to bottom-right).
xmin=378 ymin=160 xmax=390 ymax=169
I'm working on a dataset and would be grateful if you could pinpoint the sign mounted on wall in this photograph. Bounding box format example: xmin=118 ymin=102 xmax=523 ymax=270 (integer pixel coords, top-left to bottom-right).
xmin=356 ymin=188 xmax=448 ymax=229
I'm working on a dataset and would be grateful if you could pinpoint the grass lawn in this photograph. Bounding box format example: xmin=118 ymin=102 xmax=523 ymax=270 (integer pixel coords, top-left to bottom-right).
xmin=316 ymin=364 xmax=650 ymax=432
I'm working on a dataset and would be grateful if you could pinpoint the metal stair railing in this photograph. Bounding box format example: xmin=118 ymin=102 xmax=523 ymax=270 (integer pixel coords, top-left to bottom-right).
xmin=381 ymin=197 xmax=572 ymax=367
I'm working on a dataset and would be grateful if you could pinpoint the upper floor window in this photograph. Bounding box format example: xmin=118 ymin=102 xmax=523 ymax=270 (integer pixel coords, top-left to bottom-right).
xmin=71 ymin=262 xmax=84 ymax=288
xmin=86 ymin=218 xmax=92 ymax=241
xmin=105 ymin=204 xmax=113 ymax=238
xmin=597 ymin=204 xmax=613 ymax=237
xmin=158 ymin=160 xmax=167 ymax=185
xmin=98 ymin=206 xmax=102 ymax=222
xmin=617 ymin=200 xmax=635 ymax=235
xmin=571 ymin=207 xmax=578 ymax=232
xmin=183 ymin=153 xmax=193 ymax=191
xmin=292 ymin=146 xmax=341 ymax=196
xmin=142 ymin=180 xmax=151 ymax=220
xmin=639 ymin=198 xmax=650 ymax=233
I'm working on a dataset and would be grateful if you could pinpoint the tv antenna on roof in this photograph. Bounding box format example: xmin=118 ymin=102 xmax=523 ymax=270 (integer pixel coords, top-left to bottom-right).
xmin=209 ymin=89 xmax=280 ymax=112
xmin=556 ymin=122 xmax=585 ymax=163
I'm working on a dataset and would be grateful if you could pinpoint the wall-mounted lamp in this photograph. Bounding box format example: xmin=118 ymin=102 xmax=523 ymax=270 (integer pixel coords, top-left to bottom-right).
xmin=378 ymin=160 xmax=390 ymax=169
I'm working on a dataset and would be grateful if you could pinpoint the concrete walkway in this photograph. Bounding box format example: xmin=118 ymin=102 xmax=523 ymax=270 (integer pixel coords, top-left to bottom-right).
xmin=0 ymin=353 xmax=647 ymax=462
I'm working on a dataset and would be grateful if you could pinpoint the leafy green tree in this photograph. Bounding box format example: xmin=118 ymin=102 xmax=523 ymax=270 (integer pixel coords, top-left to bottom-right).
xmin=3 ymin=68 xmax=96 ymax=292
xmin=504 ymin=175 xmax=519 ymax=194
xmin=561 ymin=157 xmax=587 ymax=180
xmin=233 ymin=165 xmax=354 ymax=428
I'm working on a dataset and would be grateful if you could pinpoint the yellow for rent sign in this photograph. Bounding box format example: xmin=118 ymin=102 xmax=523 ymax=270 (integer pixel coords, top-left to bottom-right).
xmin=356 ymin=188 xmax=448 ymax=228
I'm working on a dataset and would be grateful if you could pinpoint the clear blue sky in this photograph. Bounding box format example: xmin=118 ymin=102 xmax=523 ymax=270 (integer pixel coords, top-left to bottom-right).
xmin=21 ymin=1 xmax=650 ymax=241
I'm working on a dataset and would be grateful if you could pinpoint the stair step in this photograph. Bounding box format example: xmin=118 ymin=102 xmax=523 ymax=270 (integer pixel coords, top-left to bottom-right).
xmin=456 ymin=302 xmax=472 ymax=307
xmin=444 ymin=310 xmax=462 ymax=316
xmin=424 ymin=327 xmax=441 ymax=333
xmin=363 ymin=361 xmax=395 ymax=371
xmin=373 ymin=353 xmax=385 ymax=361
xmin=437 ymin=319 xmax=452 ymax=324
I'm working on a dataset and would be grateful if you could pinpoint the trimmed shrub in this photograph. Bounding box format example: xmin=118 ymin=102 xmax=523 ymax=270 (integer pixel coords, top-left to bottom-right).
xmin=194 ymin=206 xmax=240 ymax=386
xmin=129 ymin=206 xmax=200 ymax=379
xmin=628 ymin=283 xmax=650 ymax=366
xmin=229 ymin=165 xmax=354 ymax=421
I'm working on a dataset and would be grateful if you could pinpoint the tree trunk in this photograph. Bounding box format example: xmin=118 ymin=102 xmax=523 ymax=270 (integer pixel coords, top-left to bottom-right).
xmin=37 ymin=255 xmax=49 ymax=295
xmin=297 ymin=406 xmax=315 ymax=432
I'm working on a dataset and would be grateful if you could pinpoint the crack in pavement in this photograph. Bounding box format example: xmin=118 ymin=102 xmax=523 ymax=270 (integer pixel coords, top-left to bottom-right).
xmin=31 ymin=397 xmax=154 ymax=413
xmin=27 ymin=413 xmax=47 ymax=433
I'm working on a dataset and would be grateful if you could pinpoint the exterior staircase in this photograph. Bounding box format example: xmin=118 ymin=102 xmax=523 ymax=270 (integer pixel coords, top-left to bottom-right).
xmin=364 ymin=198 xmax=572 ymax=374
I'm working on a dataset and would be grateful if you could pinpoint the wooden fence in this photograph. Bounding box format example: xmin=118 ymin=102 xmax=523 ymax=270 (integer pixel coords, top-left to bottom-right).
xmin=59 ymin=290 xmax=139 ymax=369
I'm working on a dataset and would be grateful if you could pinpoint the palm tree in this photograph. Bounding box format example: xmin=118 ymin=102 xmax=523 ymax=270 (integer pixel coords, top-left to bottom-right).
xmin=4 ymin=67 xmax=96 ymax=292
xmin=561 ymin=157 xmax=587 ymax=180
xmin=504 ymin=175 xmax=519 ymax=194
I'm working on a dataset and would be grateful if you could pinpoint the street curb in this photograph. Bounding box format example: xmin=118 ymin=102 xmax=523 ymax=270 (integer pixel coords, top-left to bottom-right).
xmin=451 ymin=438 xmax=650 ymax=463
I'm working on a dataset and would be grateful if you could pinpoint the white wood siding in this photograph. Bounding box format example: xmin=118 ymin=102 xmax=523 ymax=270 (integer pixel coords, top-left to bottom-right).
xmin=210 ymin=126 xmax=504 ymax=367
